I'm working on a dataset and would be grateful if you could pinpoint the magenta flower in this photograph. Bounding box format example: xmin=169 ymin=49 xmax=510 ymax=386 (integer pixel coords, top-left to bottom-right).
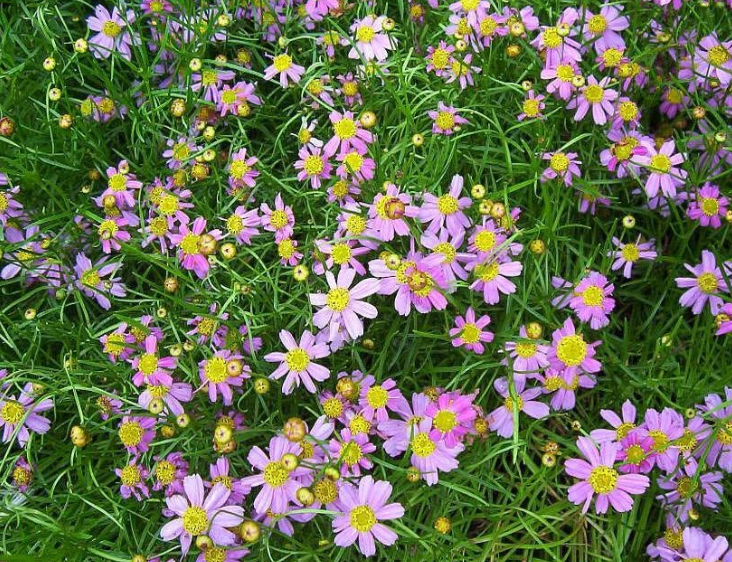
xmin=419 ymin=174 xmax=472 ymax=235
xmin=73 ymin=252 xmax=126 ymax=310
xmin=636 ymin=140 xmax=687 ymax=198
xmin=217 ymin=81 xmax=261 ymax=117
xmin=694 ymin=34 xmax=732 ymax=87
xmin=224 ymin=205 xmax=260 ymax=245
xmin=409 ymin=419 xmax=464 ymax=484
xmin=87 ymin=5 xmax=137 ymax=60
xmin=116 ymin=457 xmax=150 ymax=501
xmin=349 ymin=15 xmax=395 ymax=61
xmin=162 ymin=137 xmax=199 ymax=170
xmin=152 ymin=452 xmax=188 ymax=495
xmin=294 ymin=145 xmax=332 ymax=189
xmin=427 ymin=102 xmax=468 ymax=135
xmin=426 ymin=391 xmax=477 ymax=447
xmin=547 ymin=318 xmax=602 ymax=376
xmin=488 ymin=377 xmax=549 ymax=438
xmin=160 ymin=475 xmax=244 ymax=555
xmin=335 ymin=150 xmax=375 ymax=183
xmin=170 ymin=217 xmax=223 ymax=279
xmin=450 ymin=307 xmax=494 ymax=355
xmin=676 ymin=250 xmax=729 ymax=315
xmin=532 ymin=9 xmax=582 ymax=68
xmin=518 ymin=90 xmax=546 ymax=120
xmin=565 ymin=437 xmax=650 ymax=514
xmin=100 ymin=160 xmax=142 ymax=209
xmin=569 ymin=271 xmax=616 ymax=329
xmin=99 ymin=325 xmax=135 ymax=362
xmin=616 ymin=431 xmax=656 ymax=474
xmin=358 ymin=376 xmax=407 ymax=423
xmin=366 ymin=184 xmax=419 ymax=242
xmin=541 ymin=60 xmax=580 ymax=101
xmin=502 ymin=327 xmax=550 ymax=377
xmin=310 ymin=269 xmax=380 ymax=341
xmin=609 ymin=236 xmax=657 ymax=278
xmin=117 ymin=415 xmax=155 ymax=454
xmin=329 ymin=428 xmax=376 ymax=476
xmin=260 ymin=193 xmax=295 ymax=242
xmin=538 ymin=369 xmax=595 ymax=411
xmin=656 ymin=458 xmax=723 ymax=521
xmin=264 ymin=53 xmax=305 ymax=87
xmin=699 ymin=387 xmax=732 ymax=471
xmin=600 ymin=130 xmax=648 ymax=179
xmin=207 ymin=457 xmax=250 ymax=505
xmin=323 ymin=110 xmax=374 ymax=157
xmin=332 ymin=476 xmax=404 ymax=557
xmin=131 ymin=335 xmax=176 ymax=387
xmin=186 ymin=304 xmax=228 ymax=347
xmin=687 ymin=183 xmax=729 ymax=228
xmin=372 ymin=254 xmax=449 ymax=315
xmin=426 ymin=41 xmax=455 ymax=77
xmin=264 ymin=329 xmax=331 ymax=394
xmin=643 ymin=407 xmax=684 ymax=472
xmin=567 ymin=75 xmax=618 ymax=125
xmin=421 ymin=229 xmax=472 ymax=283
xmin=227 ymin=148 xmax=260 ymax=192
xmin=581 ymin=5 xmax=629 ymax=51
xmin=313 ymin=238 xmax=371 ymax=275
xmin=191 ymin=68 xmax=236 ymax=103
xmin=468 ymin=256 xmax=523 ymax=305
xmin=590 ymin=400 xmax=638 ymax=443
xmin=541 ymin=151 xmax=582 ymax=187
xmin=240 ymin=436 xmax=307 ymax=514
xmin=12 ymin=457 xmax=32 ymax=492
xmin=0 ymin=384 xmax=53 ymax=446
xmin=380 ymin=392 xmax=431 ymax=456
xmin=199 ymin=350 xmax=249 ymax=405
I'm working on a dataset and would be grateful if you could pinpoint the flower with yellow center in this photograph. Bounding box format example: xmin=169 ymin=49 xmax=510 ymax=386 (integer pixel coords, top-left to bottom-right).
xmin=583 ymin=84 xmax=604 ymax=104
xmin=431 ymin=48 xmax=449 ymax=69
xmin=366 ymin=385 xmax=389 ymax=409
xmin=618 ymin=101 xmax=638 ymax=122
xmin=303 ymin=154 xmax=324 ymax=176
xmin=700 ymin=197 xmax=719 ymax=217
xmin=459 ymin=323 xmax=481 ymax=345
xmin=601 ymin=48 xmax=623 ymax=68
xmin=649 ymin=154 xmax=671 ymax=174
xmin=205 ymin=357 xmax=229 ymax=383
xmin=325 ymin=287 xmax=350 ymax=312
xmin=323 ymin=397 xmax=344 ymax=418
xmin=522 ymin=98 xmax=540 ymax=117
xmin=436 ymin=194 xmax=459 ymax=215
xmin=342 ymin=152 xmax=363 ymax=173
xmin=580 ymin=285 xmax=604 ymax=307
xmin=120 ymin=464 xmax=141 ymax=487
xmin=263 ymin=461 xmax=289 ymax=487
xmin=102 ymin=20 xmax=121 ymax=37
xmin=118 ymin=421 xmax=144 ymax=448
xmin=588 ymin=466 xmax=618 ymax=493
xmin=356 ymin=25 xmax=376 ymax=43
xmin=333 ymin=118 xmax=357 ymax=140
xmin=434 ymin=111 xmax=455 ymax=131
xmin=707 ymin=45 xmax=730 ymax=67
xmin=587 ymin=15 xmax=607 ymax=35
xmin=81 ymin=269 xmax=101 ymax=288
xmin=550 ymin=153 xmax=570 ymax=173
xmin=697 ymin=272 xmax=719 ymax=294
xmin=1 ymin=401 xmax=24 ymax=425
xmin=543 ymin=28 xmax=562 ymax=49
xmin=556 ymin=335 xmax=587 ymax=367
xmin=433 ymin=410 xmax=457 ymax=433
xmin=284 ymin=348 xmax=310 ymax=372
xmin=341 ymin=441 xmax=363 ymax=466
xmin=155 ymin=461 xmax=176 ymax=486
xmin=411 ymin=433 xmax=436 ymax=457
xmin=350 ymin=505 xmax=376 ymax=532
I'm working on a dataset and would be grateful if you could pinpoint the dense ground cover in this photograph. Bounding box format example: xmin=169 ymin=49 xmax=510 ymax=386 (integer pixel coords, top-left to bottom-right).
xmin=0 ymin=0 xmax=731 ymax=561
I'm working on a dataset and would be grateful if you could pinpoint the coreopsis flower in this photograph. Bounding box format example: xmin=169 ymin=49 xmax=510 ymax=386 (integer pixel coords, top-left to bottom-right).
xmin=475 ymin=12 xmax=508 ymax=47
xmin=96 ymin=394 xmax=122 ymax=421
xmin=419 ymin=174 xmax=472 ymax=235
xmin=186 ymin=304 xmax=228 ymax=347
xmin=349 ymin=15 xmax=394 ymax=61
xmin=694 ymin=34 xmax=732 ymax=87
xmin=100 ymin=160 xmax=142 ymax=209
xmin=687 ymin=183 xmax=729 ymax=228
xmin=99 ymin=325 xmax=135 ymax=362
xmin=567 ymin=76 xmax=618 ymax=125
xmin=97 ymin=216 xmax=131 ymax=254
xmin=264 ymin=53 xmax=305 ymax=87
xmin=546 ymin=318 xmax=602 ymax=376
xmin=426 ymin=41 xmax=455 ymax=77
xmin=12 ymin=457 xmax=32 ymax=492
xmin=223 ymin=206 xmax=260 ymax=245
xmin=379 ymin=392 xmax=431 ymax=456
xmin=565 ymin=437 xmax=650 ymax=514
xmin=616 ymin=431 xmax=656 ymax=474
xmin=116 ymin=457 xmax=150 ymax=501
xmin=227 ymin=148 xmax=260 ymax=193
xmin=332 ymin=476 xmax=404 ymax=557
xmin=590 ymin=400 xmax=638 ymax=443
xmin=600 ymin=130 xmax=648 ymax=178
xmin=366 ymin=184 xmax=419 ymax=241
xmin=541 ymin=59 xmax=580 ymax=101
xmin=502 ymin=326 xmax=550 ymax=376
xmin=699 ymin=387 xmax=732 ymax=471
xmin=467 ymin=219 xmax=507 ymax=260
xmin=409 ymin=419 xmax=464 ymax=484
xmin=87 ymin=5 xmax=138 ymax=60
xmin=467 ymin=256 xmax=523 ymax=305
xmin=643 ymin=407 xmax=685 ymax=472
xmin=73 ymin=252 xmax=126 ymax=310
xmin=264 ymin=329 xmax=331 ymax=394
xmin=426 ymin=391 xmax=477 ymax=447
xmin=358 ymin=376 xmax=407 ymax=423
xmin=294 ymin=145 xmax=332 ymax=189
xmin=162 ymin=137 xmax=199 ymax=170
xmin=636 ymin=140 xmax=687 ymax=198
xmin=131 ymin=335 xmax=176 ymax=387
xmin=310 ymin=269 xmax=380 ymax=341
xmin=716 ymin=303 xmax=732 ymax=336
xmin=277 ymin=238 xmax=303 ymax=266
xmin=206 ymin=457 xmax=250 ymax=505
xmin=217 ymin=81 xmax=261 ymax=117
xmin=427 ymin=102 xmax=468 ymax=135
xmin=659 ymin=87 xmax=689 ymax=119
xmin=140 ymin=0 xmax=173 ymax=15
xmin=329 ymin=428 xmax=376 ymax=476
xmin=160 ymin=475 xmax=244 ymax=554
xmin=336 ymin=150 xmax=375 ymax=183
xmin=446 ymin=54 xmax=481 ymax=89
xmin=488 ymin=377 xmax=549 ymax=438
xmin=260 ymin=193 xmax=295 ymax=242
xmin=199 ymin=350 xmax=249 ymax=405
xmin=675 ymin=528 xmax=729 ymax=562
xmin=541 ymin=151 xmax=582 ymax=187
xmin=518 ymin=90 xmax=545 ymax=120
xmin=581 ymin=5 xmax=629 ymax=51
xmin=569 ymin=272 xmax=616 ymax=329
xmin=611 ymin=97 xmax=641 ymax=129
xmin=421 ymin=229 xmax=471 ymax=283
xmin=191 ymin=68 xmax=235 ymax=103
xmin=0 ymin=384 xmax=53 ymax=446
xmin=532 ymin=9 xmax=582 ymax=68
xmin=0 ymin=185 xmax=23 ymax=228
xmin=117 ymin=415 xmax=155 ymax=454
xmin=324 ymin=110 xmax=374 ymax=157
xmin=170 ymin=217 xmax=223 ymax=279
xmin=313 ymin=238 xmax=370 ymax=275
xmin=195 ymin=547 xmax=249 ymax=562
xmin=609 ymin=236 xmax=657 ymax=278
xmin=450 ymin=307 xmax=494 ymax=354
xmin=372 ymin=254 xmax=449 ymax=315
xmin=152 ymin=452 xmax=188 ymax=495
xmin=656 ymin=458 xmax=724 ymax=521
xmin=675 ymin=250 xmax=729 ymax=315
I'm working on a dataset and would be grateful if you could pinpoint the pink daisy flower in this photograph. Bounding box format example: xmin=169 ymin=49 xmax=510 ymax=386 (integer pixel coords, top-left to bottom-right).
xmin=569 ymin=272 xmax=616 ymax=329
xmin=427 ymin=102 xmax=468 ymax=135
xmin=323 ymin=110 xmax=374 ymax=157
xmin=332 ymin=476 xmax=404 ymax=557
xmin=502 ymin=326 xmax=550 ymax=377
xmin=609 ymin=236 xmax=657 ymax=278
xmin=567 ymin=75 xmax=618 ymax=125
xmin=581 ymin=5 xmax=629 ymax=52
xmin=0 ymin=384 xmax=53 ymax=446
xmin=590 ymin=400 xmax=638 ymax=444
xmin=294 ymin=145 xmax=332 ymax=189
xmin=541 ymin=151 xmax=582 ymax=187
xmin=694 ymin=33 xmax=732 ymax=87
xmin=131 ymin=335 xmax=176 ymax=387
xmin=170 ymin=217 xmax=223 ymax=279
xmin=264 ymin=329 xmax=331 ymax=394
xmin=87 ymin=5 xmax=138 ymax=61
xmin=449 ymin=307 xmax=494 ymax=355
xmin=409 ymin=419 xmax=464 ymax=485
xmin=199 ymin=350 xmax=249 ymax=405
xmin=488 ymin=377 xmax=549 ymax=438
xmin=366 ymin=184 xmax=419 ymax=242
xmin=687 ymin=183 xmax=729 ymax=228
xmin=329 ymin=428 xmax=376 ymax=476
xmin=419 ymin=174 xmax=472 ymax=235
xmin=358 ymin=376 xmax=407 ymax=423
xmin=116 ymin=457 xmax=150 ymax=501
xmin=467 ymin=256 xmax=523 ymax=305
xmin=636 ymin=140 xmax=687 ymax=199
xmin=348 ymin=15 xmax=395 ymax=62
xmin=546 ymin=318 xmax=602 ymax=376
xmin=260 ymin=193 xmax=295 ymax=242
xmin=675 ymin=250 xmax=729 ymax=315
xmin=117 ymin=415 xmax=155 ymax=455
xmin=227 ymin=148 xmax=260 ymax=192
xmin=426 ymin=391 xmax=477 ymax=447
xmin=263 ymin=53 xmax=305 ymax=87
xmin=565 ymin=437 xmax=650 ymax=514
xmin=643 ymin=407 xmax=685 ymax=472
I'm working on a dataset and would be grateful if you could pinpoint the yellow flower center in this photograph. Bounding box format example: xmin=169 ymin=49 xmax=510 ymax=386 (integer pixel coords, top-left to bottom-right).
xmin=120 ymin=465 xmax=141 ymax=486
xmin=182 ymin=506 xmax=209 ymax=536
xmin=157 ymin=195 xmax=178 ymax=216
xmin=1 ymin=401 xmax=24 ymax=424
xmin=431 ymin=48 xmax=449 ymax=69
xmin=618 ymin=102 xmax=638 ymax=121
xmin=664 ymin=528 xmax=684 ymax=550
xmin=334 ymin=118 xmax=357 ymax=140
xmin=700 ymin=197 xmax=719 ymax=217
xmin=366 ymin=385 xmax=389 ymax=408
xmin=581 ymin=285 xmax=604 ymax=307
xmin=278 ymin=238 xmax=295 ymax=259
xmin=437 ymin=194 xmax=459 ymax=215
xmin=226 ymin=215 xmax=244 ymax=235
xmin=435 ymin=111 xmax=455 ymax=131
xmin=98 ymin=220 xmax=118 ymax=239
xmin=342 ymin=81 xmax=359 ymax=96
xmin=587 ymin=15 xmax=607 ymax=34
xmin=678 ymin=428 xmax=698 ymax=451
xmin=81 ymin=269 xmax=100 ymax=287
xmin=350 ymin=505 xmax=376 ymax=532
xmin=307 ymin=79 xmax=324 ymax=95
xmin=118 ymin=421 xmax=144 ymax=447
xmin=411 ymin=433 xmax=436 ymax=457
xmin=434 ymin=410 xmax=457 ymax=432
xmin=349 ymin=414 xmax=371 ymax=434
xmin=204 ymin=548 xmax=226 ymax=562
xmin=102 ymin=20 xmax=121 ymax=38
xmin=149 ymin=216 xmax=168 ymax=236
xmin=523 ymin=99 xmax=540 ymax=117
xmin=504 ymin=395 xmax=525 ymax=412
xmin=407 ymin=270 xmax=434 ymax=297
xmin=345 ymin=215 xmax=366 ymax=235
xmin=583 ymin=85 xmax=604 ymax=104
xmin=155 ymin=460 xmax=176 ymax=485
xmin=588 ymin=466 xmax=618 ymax=494
xmin=211 ymin=475 xmax=232 ymax=489
xmin=284 ymin=348 xmax=309 ymax=372
xmin=263 ymin=461 xmax=289 ymax=487
xmin=341 ymin=441 xmax=362 ymax=465
xmin=343 ymin=152 xmax=363 ymax=173
xmin=313 ymin=479 xmax=338 ymax=503
xmin=180 ymin=233 xmax=201 ymax=255
xmin=556 ymin=335 xmax=587 ymax=367
xmin=330 ymin=243 xmax=351 ymax=265
xmin=697 ymin=272 xmax=719 ymax=294
xmin=12 ymin=466 xmax=31 ymax=486
xmin=543 ymin=28 xmax=562 ymax=49
xmin=97 ymin=97 xmax=115 ymax=114
xmin=323 ymin=397 xmax=344 ymax=418
xmin=273 ymin=54 xmax=292 ymax=72
xmin=716 ymin=421 xmax=732 ymax=445
xmin=514 ymin=342 xmax=537 ymax=358
xmin=326 ymin=287 xmax=350 ymax=311
xmin=476 ymin=262 xmax=499 ymax=282
xmin=708 ymin=45 xmax=730 ymax=67
xmin=550 ymin=153 xmax=570 ymax=173
xmin=602 ymin=48 xmax=623 ymax=67
xmin=616 ymin=422 xmax=635 ymax=440
xmin=649 ymin=154 xmax=671 ymax=174
xmin=666 ymin=88 xmax=684 ymax=104
xmin=221 ymin=89 xmax=238 ymax=105
xmin=625 ymin=444 xmax=645 ymax=465
xmin=269 ymin=210 xmax=289 ymax=229
xmin=460 ymin=323 xmax=481 ymax=344
xmin=621 ymin=243 xmax=639 ymax=262
xmin=473 ymin=230 xmax=496 ymax=252
xmin=556 ymin=64 xmax=574 ymax=81
xmin=108 ymin=173 xmax=127 ymax=192
xmin=648 ymin=429 xmax=669 ymax=452
xmin=138 ymin=353 xmax=159 ymax=375
xmin=676 ymin=476 xmax=699 ymax=499
xmin=298 ymin=128 xmax=311 ymax=144
xmin=480 ymin=16 xmax=497 ymax=36
xmin=303 ymin=154 xmax=324 ymax=176
xmin=229 ymin=160 xmax=251 ymax=180
xmin=172 ymin=143 xmax=190 ymax=162
xmin=205 ymin=357 xmax=228 ymax=383
xmin=104 ymin=333 xmax=126 ymax=356
xmin=544 ymin=375 xmax=563 ymax=391
xmin=356 ymin=25 xmax=376 ymax=43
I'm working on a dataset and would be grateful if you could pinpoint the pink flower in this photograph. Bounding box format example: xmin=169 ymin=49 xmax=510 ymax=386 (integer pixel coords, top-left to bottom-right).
xmin=687 ymin=183 xmax=729 ymax=228
xmin=223 ymin=206 xmax=260 ymax=245
xmin=581 ymin=5 xmax=629 ymax=52
xmin=131 ymin=335 xmax=176 ymax=387
xmin=170 ymin=217 xmax=223 ymax=279
xmin=450 ymin=307 xmax=494 ymax=355
xmin=263 ymin=53 xmax=305 ymax=87
xmin=260 ymin=193 xmax=295 ymax=242
xmin=518 ymin=90 xmax=545 ymax=120
xmin=468 ymin=256 xmax=523 ymax=305
xmin=676 ymin=250 xmax=729 ymax=315
xmin=569 ymin=272 xmax=616 ymax=329
xmin=0 ymin=384 xmax=53 ymax=446
xmin=565 ymin=437 xmax=650 ymax=514
xmin=636 ymin=140 xmax=687 ymax=198
xmin=227 ymin=148 xmax=260 ymax=192
xmin=349 ymin=15 xmax=395 ymax=61
xmin=310 ymin=269 xmax=380 ymax=341
xmin=546 ymin=318 xmax=602 ymax=376
xmin=409 ymin=419 xmax=464 ymax=484
xmin=324 ymin=110 xmax=374 ymax=157
xmin=488 ymin=377 xmax=549 ymax=438
xmin=366 ymin=184 xmax=419 ymax=242
xmin=199 ymin=350 xmax=250 ymax=405
xmin=294 ymin=145 xmax=332 ymax=189
xmin=116 ymin=457 xmax=150 ymax=501
xmin=358 ymin=376 xmax=408 ymax=423
xmin=567 ymin=75 xmax=618 ymax=125
xmin=264 ymin=330 xmax=331 ymax=394
xmin=541 ymin=60 xmax=580 ymax=101
xmin=427 ymin=102 xmax=468 ymax=135
xmin=643 ymin=407 xmax=684 ymax=472
xmin=117 ymin=415 xmax=155 ymax=455
xmin=87 ymin=5 xmax=138 ymax=61
xmin=160 ymin=475 xmax=244 ymax=554
xmin=502 ymin=326 xmax=550 ymax=377
xmin=541 ymin=151 xmax=582 ymax=186
xmin=419 ymin=174 xmax=472 ymax=235
xmin=590 ymin=400 xmax=638 ymax=443
xmin=426 ymin=391 xmax=477 ymax=447
xmin=694 ymin=34 xmax=732 ymax=87
xmin=329 ymin=428 xmax=376 ymax=476
xmin=609 ymin=236 xmax=657 ymax=278
xmin=332 ymin=476 xmax=404 ymax=557
xmin=370 ymin=254 xmax=449 ymax=315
